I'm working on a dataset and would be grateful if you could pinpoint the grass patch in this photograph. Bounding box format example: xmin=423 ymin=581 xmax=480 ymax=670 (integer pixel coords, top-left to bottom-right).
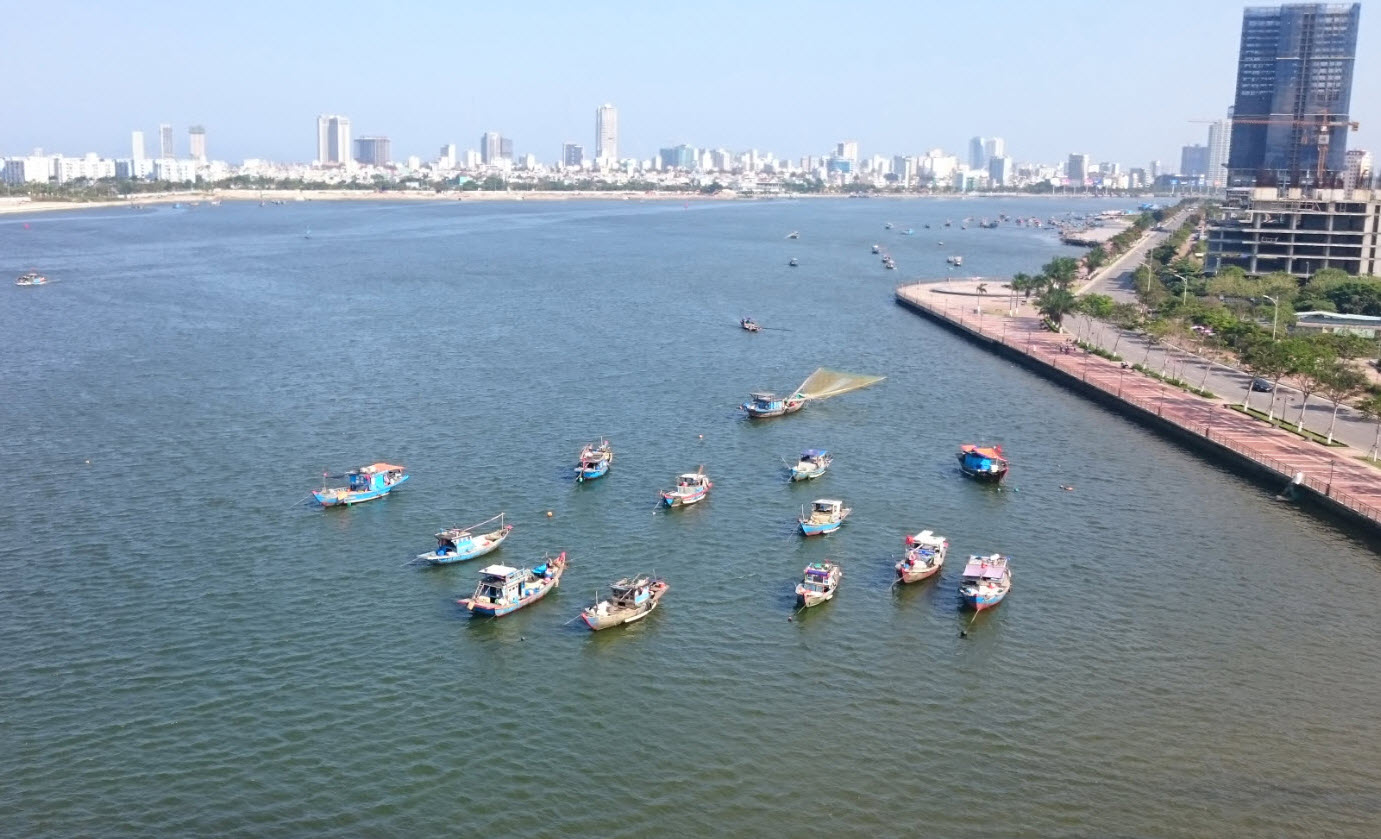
xmin=1075 ymin=340 xmax=1121 ymax=362
xmin=1229 ymin=404 xmax=1349 ymax=446
xmin=1130 ymin=363 xmax=1216 ymax=398
xmin=1355 ymin=455 xmax=1381 ymax=470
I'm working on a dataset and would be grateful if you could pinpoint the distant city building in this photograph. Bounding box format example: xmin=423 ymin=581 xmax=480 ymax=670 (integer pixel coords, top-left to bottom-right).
xmin=968 ymin=137 xmax=988 ymax=170
xmin=481 ymin=131 xmax=502 ymax=164
xmin=188 ymin=125 xmax=206 ymax=162
xmin=1067 ymin=153 xmax=1089 ymax=184
xmin=836 ymin=140 xmax=859 ymax=163
xmin=983 ymin=137 xmax=1005 ymax=162
xmin=1150 ymin=160 xmax=1162 ymax=179
xmin=1180 ymin=144 xmax=1208 ymax=177
xmin=316 ymin=114 xmax=351 ymax=166
xmin=1208 ymin=186 xmax=1380 ymax=277
xmin=131 ymin=130 xmax=145 ymax=162
xmin=892 ymin=155 xmax=915 ymax=184
xmin=154 ymin=158 xmax=198 ymax=183
xmin=595 ymin=104 xmax=618 ymax=163
xmin=657 ymin=145 xmax=696 ymax=170
xmin=354 ymin=136 xmax=391 ymax=166
xmin=464 ymin=149 xmax=481 ymax=168
xmin=499 ymin=137 xmax=514 ymax=160
xmin=562 ymin=142 xmax=584 ymax=168
xmin=1205 ymin=109 xmax=1231 ymax=190
xmin=1227 ymin=2 xmax=1361 ymax=187
xmin=1345 ymin=149 xmax=1373 ymax=189
xmin=159 ymin=123 xmax=174 ymax=159
xmin=439 ymin=143 xmax=457 ymax=168
xmin=988 ymin=155 xmax=1013 ymax=187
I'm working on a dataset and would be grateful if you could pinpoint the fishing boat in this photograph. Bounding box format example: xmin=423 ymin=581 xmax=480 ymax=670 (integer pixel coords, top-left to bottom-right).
xmin=885 ymin=222 xmax=894 ymax=230
xmin=786 ymin=231 xmax=799 ymax=239
xmin=458 ymin=553 xmax=567 ymax=617
xmin=417 ymin=514 xmax=512 ymax=564
xmin=788 ymin=258 xmax=799 ymax=267
xmin=947 ymin=255 xmax=964 ymax=266
xmin=575 ymin=440 xmax=613 ymax=482
xmin=799 ymin=498 xmax=849 ymax=536
xmin=957 ymin=444 xmax=1008 ymax=483
xmin=896 ymin=529 xmax=948 ymax=583
xmin=740 ymin=317 xmax=762 ymax=332
xmin=15 ymin=272 xmax=48 ymax=286
xmin=661 ymin=468 xmax=711 ymax=507
xmin=902 ymin=228 xmax=915 ymax=235
xmin=313 ymin=462 xmax=408 ymax=507
xmin=871 ymin=244 xmax=880 ymax=254
xmin=744 ymin=368 xmax=885 ymax=419
xmin=743 ymin=391 xmax=806 ymax=418
xmin=580 ymin=575 xmax=670 ymax=630
xmin=958 ymin=554 xmax=1011 ymax=611
xmin=883 ymin=258 xmax=896 ymax=270
xmin=796 ymin=561 xmax=842 ymax=607
xmin=788 ymin=449 xmax=832 ymax=481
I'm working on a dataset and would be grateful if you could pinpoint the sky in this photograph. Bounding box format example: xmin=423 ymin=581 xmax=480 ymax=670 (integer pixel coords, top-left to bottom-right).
xmin=3 ymin=0 xmax=1377 ymax=168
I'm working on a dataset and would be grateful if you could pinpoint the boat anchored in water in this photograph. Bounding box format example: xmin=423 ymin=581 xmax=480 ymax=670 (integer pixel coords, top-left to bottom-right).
xmin=740 ymin=317 xmax=762 ymax=332
xmin=458 ymin=553 xmax=567 ymax=617
xmin=796 ymin=561 xmax=842 ymax=607
xmin=958 ymin=554 xmax=1011 ymax=611
xmin=897 ymin=529 xmax=948 ymax=583
xmin=575 ymin=440 xmax=613 ymax=482
xmin=15 ymin=272 xmax=48 ymax=286
xmin=661 ymin=467 xmax=711 ymax=507
xmin=786 ymin=230 xmax=799 ymax=239
xmin=957 ymin=444 xmax=1009 ymax=483
xmin=313 ymin=462 xmax=408 ymax=507
xmin=788 ymin=449 xmax=832 ymax=481
xmin=788 ymin=258 xmax=799 ymax=267
xmin=946 ymin=255 xmax=964 ymax=266
xmin=417 ymin=513 xmax=513 ymax=564
xmin=799 ymin=498 xmax=849 ymax=536
xmin=743 ymin=368 xmax=885 ymax=419
xmin=581 ymin=575 xmax=670 ymax=630
xmin=871 ymin=244 xmax=881 ymax=254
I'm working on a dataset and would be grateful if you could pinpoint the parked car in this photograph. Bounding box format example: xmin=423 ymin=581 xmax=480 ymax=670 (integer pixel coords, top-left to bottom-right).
xmin=1251 ymin=378 xmax=1274 ymax=392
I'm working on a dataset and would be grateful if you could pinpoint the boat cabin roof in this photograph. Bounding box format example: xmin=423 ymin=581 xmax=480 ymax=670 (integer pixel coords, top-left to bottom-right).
xmin=961 ymin=555 xmax=1008 ymax=579
xmin=679 ymin=472 xmax=707 ymax=482
xmin=960 ymin=445 xmax=1003 ymax=459
xmin=813 ymin=499 xmax=842 ymax=510
xmin=750 ymin=391 xmax=778 ymax=401
xmin=802 ymin=449 xmax=828 ymax=458
xmin=910 ymin=529 xmax=945 ymax=547
xmin=477 ymin=564 xmax=521 ymax=581
xmin=361 ymin=462 xmax=405 ymax=473
xmin=804 ymin=562 xmax=836 ymax=579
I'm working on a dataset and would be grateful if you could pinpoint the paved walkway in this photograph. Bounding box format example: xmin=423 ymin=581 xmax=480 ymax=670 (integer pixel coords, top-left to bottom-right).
xmin=895 ymin=282 xmax=1381 ymax=527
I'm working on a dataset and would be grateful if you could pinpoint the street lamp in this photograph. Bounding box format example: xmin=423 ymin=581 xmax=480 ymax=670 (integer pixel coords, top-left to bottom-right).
xmin=1166 ymin=270 xmax=1196 ymax=306
xmin=1262 ymin=294 xmax=1280 ymax=341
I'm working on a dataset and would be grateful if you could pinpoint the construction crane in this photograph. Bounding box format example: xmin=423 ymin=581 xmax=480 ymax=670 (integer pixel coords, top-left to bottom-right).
xmin=1190 ymin=114 xmax=1360 ymax=186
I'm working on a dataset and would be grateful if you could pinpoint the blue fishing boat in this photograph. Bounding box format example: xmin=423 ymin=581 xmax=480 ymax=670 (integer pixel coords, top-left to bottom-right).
xmin=958 ymin=554 xmax=1011 ymax=611
xmin=743 ymin=391 xmax=805 ymax=418
xmin=416 ymin=513 xmax=512 ymax=565
xmin=313 ymin=462 xmax=408 ymax=507
xmin=661 ymin=468 xmax=711 ymax=507
xmin=796 ymin=561 xmax=842 ymax=607
xmin=958 ymin=444 xmax=1008 ymax=483
xmin=458 ymin=553 xmax=567 ymax=617
xmin=788 ymin=449 xmax=832 ymax=481
xmin=902 ymin=228 xmax=915 ymax=235
xmin=575 ymin=441 xmax=613 ymax=482
xmin=799 ymin=498 xmax=850 ymax=536
xmin=15 ymin=272 xmax=48 ymax=286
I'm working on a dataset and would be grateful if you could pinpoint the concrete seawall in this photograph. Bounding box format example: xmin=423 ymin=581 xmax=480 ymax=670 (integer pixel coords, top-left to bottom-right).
xmin=894 ymin=283 xmax=1381 ymax=539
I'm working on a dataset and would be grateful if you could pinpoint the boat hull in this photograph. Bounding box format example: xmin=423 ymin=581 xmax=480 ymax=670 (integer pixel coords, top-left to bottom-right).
xmin=581 ymin=587 xmax=667 ymax=630
xmin=796 ymin=588 xmax=835 ymax=607
xmin=417 ymin=527 xmax=511 ymax=565
xmin=896 ymin=562 xmax=942 ymax=583
xmin=662 ymin=489 xmax=707 ymax=507
xmin=314 ymin=474 xmax=409 ymax=507
xmin=744 ymin=401 xmax=805 ymax=418
xmin=576 ymin=462 xmax=609 ymax=482
xmin=959 ymin=588 xmax=1009 ymax=611
xmin=799 ymin=520 xmax=843 ymax=536
xmin=958 ymin=465 xmax=1007 ymax=483
xmin=461 ymin=567 xmax=564 ymax=618
xmin=789 ymin=464 xmax=828 ymax=481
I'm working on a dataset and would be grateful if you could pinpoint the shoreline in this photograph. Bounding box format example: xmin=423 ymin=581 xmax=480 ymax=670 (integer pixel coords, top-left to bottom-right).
xmin=1 ymin=189 xmax=1157 ymax=217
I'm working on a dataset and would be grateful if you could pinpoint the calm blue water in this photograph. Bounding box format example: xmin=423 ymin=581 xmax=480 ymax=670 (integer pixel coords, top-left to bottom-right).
xmin=3 ymin=197 xmax=1379 ymax=837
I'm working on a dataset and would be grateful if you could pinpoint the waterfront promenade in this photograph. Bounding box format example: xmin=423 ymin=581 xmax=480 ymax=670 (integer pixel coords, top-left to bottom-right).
xmin=896 ymin=281 xmax=1381 ymax=532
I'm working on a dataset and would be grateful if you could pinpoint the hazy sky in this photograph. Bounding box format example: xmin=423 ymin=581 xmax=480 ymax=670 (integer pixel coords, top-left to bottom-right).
xmin=4 ymin=0 xmax=1376 ymax=167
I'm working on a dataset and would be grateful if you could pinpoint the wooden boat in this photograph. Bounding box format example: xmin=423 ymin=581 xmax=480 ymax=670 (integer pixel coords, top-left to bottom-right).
xmin=958 ymin=554 xmax=1011 ymax=611
xmin=15 ymin=272 xmax=48 ymax=286
xmin=796 ymin=561 xmax=842 ymax=607
xmin=575 ymin=440 xmax=613 ymax=482
xmin=799 ymin=498 xmax=849 ymax=536
xmin=788 ymin=449 xmax=832 ymax=481
xmin=896 ymin=529 xmax=948 ymax=583
xmin=740 ymin=317 xmax=762 ymax=333
xmin=313 ymin=462 xmax=408 ymax=507
xmin=743 ymin=391 xmax=805 ymax=418
xmin=661 ymin=468 xmax=711 ymax=507
xmin=417 ymin=513 xmax=512 ymax=564
xmin=957 ymin=444 xmax=1009 ymax=483
xmin=458 ymin=553 xmax=567 ymax=617
xmin=580 ymin=575 xmax=669 ymax=630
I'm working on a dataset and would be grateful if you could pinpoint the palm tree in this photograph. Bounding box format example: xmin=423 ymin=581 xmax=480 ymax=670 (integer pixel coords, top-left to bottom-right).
xmin=1037 ymin=288 xmax=1077 ymax=331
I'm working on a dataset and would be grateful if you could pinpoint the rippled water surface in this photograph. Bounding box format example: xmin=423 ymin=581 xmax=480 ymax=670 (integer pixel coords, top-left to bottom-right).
xmin=3 ymin=197 xmax=1380 ymax=837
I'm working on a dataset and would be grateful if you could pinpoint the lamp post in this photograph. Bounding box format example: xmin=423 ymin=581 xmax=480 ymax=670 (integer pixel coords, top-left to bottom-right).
xmin=1167 ymin=270 xmax=1195 ymax=306
xmin=1262 ymin=294 xmax=1280 ymax=341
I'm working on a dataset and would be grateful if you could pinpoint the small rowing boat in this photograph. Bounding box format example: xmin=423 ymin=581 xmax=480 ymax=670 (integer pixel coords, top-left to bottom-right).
xmin=575 ymin=440 xmax=613 ymax=482
xmin=958 ymin=554 xmax=1010 ymax=611
xmin=416 ymin=513 xmax=512 ymax=564
xmin=896 ymin=529 xmax=947 ymax=583
xmin=958 ymin=444 xmax=1008 ymax=483
xmin=661 ymin=467 xmax=711 ymax=507
xmin=580 ymin=575 xmax=669 ymax=630
xmin=799 ymin=498 xmax=849 ymax=536
xmin=458 ymin=553 xmax=567 ymax=617
xmin=313 ymin=462 xmax=408 ymax=507
xmin=788 ymin=449 xmax=832 ymax=481
xmin=796 ymin=561 xmax=842 ymax=607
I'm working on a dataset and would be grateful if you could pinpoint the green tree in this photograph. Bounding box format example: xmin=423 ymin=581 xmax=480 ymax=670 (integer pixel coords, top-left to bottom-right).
xmin=1318 ymin=362 xmax=1367 ymax=444
xmin=1108 ymin=302 xmax=1143 ymax=354
xmin=1356 ymin=394 xmax=1381 ymax=461
xmin=1289 ymin=343 xmax=1335 ymax=432
xmin=1037 ymin=288 xmax=1078 ymax=331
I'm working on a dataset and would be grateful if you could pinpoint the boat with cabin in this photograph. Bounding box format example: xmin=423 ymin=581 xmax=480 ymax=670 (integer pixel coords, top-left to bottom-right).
xmin=957 ymin=444 xmax=1008 ymax=483
xmin=458 ymin=553 xmax=567 ymax=617
xmin=416 ymin=513 xmax=512 ymax=564
xmin=744 ymin=368 xmax=885 ymax=420
xmin=580 ymin=575 xmax=670 ymax=630
xmin=661 ymin=468 xmax=711 ymax=507
xmin=896 ymin=529 xmax=948 ymax=583
xmin=743 ymin=391 xmax=806 ymax=418
xmin=313 ymin=462 xmax=408 ymax=507
xmin=796 ymin=561 xmax=842 ymax=607
xmin=788 ymin=258 xmax=798 ymax=267
xmin=786 ymin=231 xmax=799 ymax=239
xmin=958 ymin=554 xmax=1011 ymax=611
xmin=789 ymin=449 xmax=832 ymax=481
xmin=799 ymin=498 xmax=849 ymax=536
xmin=15 ymin=272 xmax=48 ymax=286
xmin=575 ymin=440 xmax=613 ymax=482
xmin=740 ymin=317 xmax=762 ymax=332
xmin=947 ymin=255 xmax=964 ymax=266
xmin=871 ymin=244 xmax=880 ymax=254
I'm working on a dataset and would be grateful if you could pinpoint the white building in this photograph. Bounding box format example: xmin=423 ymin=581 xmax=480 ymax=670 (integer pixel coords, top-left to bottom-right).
xmin=116 ymin=158 xmax=156 ymax=180
xmin=131 ymin=130 xmax=145 ymax=161
xmin=1206 ymin=111 xmax=1231 ymax=191
xmin=438 ymin=143 xmax=457 ymax=168
xmin=159 ymin=123 xmax=174 ymax=159
xmin=988 ymin=155 xmax=1013 ymax=187
xmin=154 ymin=158 xmax=199 ymax=182
xmin=54 ymin=153 xmax=116 ymax=183
xmin=1345 ymin=149 xmax=1373 ymax=190
xmin=316 ymin=114 xmax=351 ymax=166
xmin=188 ymin=126 xmax=207 ymax=162
xmin=2 ymin=156 xmax=53 ymax=184
xmin=836 ymin=140 xmax=859 ymax=163
xmin=595 ymin=103 xmax=618 ymax=164
xmin=983 ymin=137 xmax=1005 ymax=162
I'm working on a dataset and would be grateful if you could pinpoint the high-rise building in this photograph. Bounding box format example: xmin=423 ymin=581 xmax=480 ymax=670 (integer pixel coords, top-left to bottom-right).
xmin=316 ymin=115 xmax=351 ymax=165
xmin=562 ymin=142 xmax=584 ymax=168
xmin=499 ymin=137 xmax=514 ymax=160
xmin=1181 ymin=144 xmax=1209 ymax=177
xmin=596 ymin=104 xmax=618 ymax=163
xmin=354 ymin=136 xmax=391 ymax=166
xmin=1150 ymin=160 xmax=1162 ymax=179
xmin=438 ymin=144 xmax=457 ymax=168
xmin=481 ymin=132 xmax=502 ymax=164
xmin=968 ymin=137 xmax=988 ymax=170
xmin=1345 ymin=149 xmax=1374 ymax=189
xmin=1227 ymin=3 xmax=1361 ymax=187
xmin=188 ymin=125 xmax=207 ymax=161
xmin=159 ymin=123 xmax=174 ymax=159
xmin=1067 ymin=153 xmax=1089 ymax=183
xmin=131 ymin=130 xmax=145 ymax=161
xmin=836 ymin=140 xmax=859 ymax=163
xmin=658 ymin=145 xmax=696 ymax=171
xmin=983 ymin=137 xmax=1005 ymax=162
xmin=988 ymin=155 xmax=1013 ymax=187
xmin=1205 ymin=109 xmax=1232 ymax=190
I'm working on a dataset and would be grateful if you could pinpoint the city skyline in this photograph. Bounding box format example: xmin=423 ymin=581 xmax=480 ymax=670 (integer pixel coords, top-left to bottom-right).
xmin=5 ymin=0 xmax=1376 ymax=167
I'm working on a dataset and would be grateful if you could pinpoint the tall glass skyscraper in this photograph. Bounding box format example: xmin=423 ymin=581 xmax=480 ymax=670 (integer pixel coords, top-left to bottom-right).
xmin=1227 ymin=3 xmax=1360 ymax=187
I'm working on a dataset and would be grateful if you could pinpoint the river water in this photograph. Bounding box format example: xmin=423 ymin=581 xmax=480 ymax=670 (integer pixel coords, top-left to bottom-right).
xmin=3 ymin=197 xmax=1379 ymax=837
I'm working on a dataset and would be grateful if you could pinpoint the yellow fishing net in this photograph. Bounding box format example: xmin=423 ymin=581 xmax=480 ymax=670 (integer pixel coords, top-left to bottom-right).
xmin=796 ymin=368 xmax=886 ymax=400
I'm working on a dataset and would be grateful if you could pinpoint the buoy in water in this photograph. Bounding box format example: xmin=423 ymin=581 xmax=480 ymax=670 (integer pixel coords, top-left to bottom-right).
xmin=546 ymin=511 xmax=553 ymax=518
